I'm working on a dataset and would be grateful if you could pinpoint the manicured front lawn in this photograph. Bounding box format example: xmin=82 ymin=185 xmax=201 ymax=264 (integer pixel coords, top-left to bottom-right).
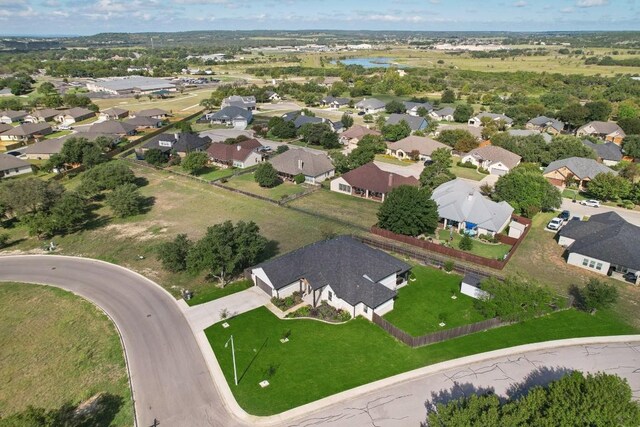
xmin=206 ymin=306 xmax=636 ymax=415
xmin=0 ymin=283 xmax=132 ymax=425
xmin=374 ymin=154 xmax=414 ymax=166
xmin=450 ymin=157 xmax=485 ymax=181
xmin=384 ymin=266 xmax=487 ymax=336
xmin=223 ymin=172 xmax=307 ymax=200
xmin=185 ymin=280 xmax=253 ymax=306
xmin=562 ymin=188 xmax=587 ymax=201
xmin=437 ymin=229 xmax=511 ymax=260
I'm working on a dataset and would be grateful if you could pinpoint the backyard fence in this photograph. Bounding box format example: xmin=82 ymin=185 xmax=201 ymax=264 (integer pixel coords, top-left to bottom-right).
xmin=369 ymin=214 xmax=532 ymax=270
xmin=371 ymin=313 xmax=505 ymax=348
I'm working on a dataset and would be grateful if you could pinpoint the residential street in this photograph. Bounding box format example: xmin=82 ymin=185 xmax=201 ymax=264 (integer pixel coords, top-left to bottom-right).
xmin=560 ymin=198 xmax=640 ymax=226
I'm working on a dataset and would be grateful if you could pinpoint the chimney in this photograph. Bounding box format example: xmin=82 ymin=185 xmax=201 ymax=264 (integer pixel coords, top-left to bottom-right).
xmin=388 ymin=173 xmax=393 ymax=187
xmin=236 ymin=145 xmax=241 ymax=151
xmin=298 ymin=159 xmax=304 ymax=170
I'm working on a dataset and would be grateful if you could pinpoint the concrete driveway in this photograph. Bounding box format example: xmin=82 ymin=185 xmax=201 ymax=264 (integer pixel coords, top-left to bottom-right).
xmin=182 ymin=286 xmax=269 ymax=331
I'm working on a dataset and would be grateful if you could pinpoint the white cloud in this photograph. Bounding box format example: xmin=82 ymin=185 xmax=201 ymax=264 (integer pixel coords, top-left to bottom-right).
xmin=576 ymin=0 xmax=609 ymax=7
xmin=513 ymin=1 xmax=528 ymax=7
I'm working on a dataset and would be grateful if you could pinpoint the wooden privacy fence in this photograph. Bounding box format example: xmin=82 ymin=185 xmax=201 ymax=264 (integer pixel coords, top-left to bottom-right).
xmin=370 ymin=214 xmax=532 ymax=270
xmin=371 ymin=313 xmax=505 ymax=348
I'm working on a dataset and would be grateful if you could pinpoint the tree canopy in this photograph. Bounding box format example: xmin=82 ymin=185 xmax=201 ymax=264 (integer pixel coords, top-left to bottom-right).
xmin=181 ymin=152 xmax=209 ymax=175
xmin=254 ymin=162 xmax=281 ymax=188
xmin=493 ymin=164 xmax=561 ymax=217
xmin=377 ymin=186 xmax=439 ymax=237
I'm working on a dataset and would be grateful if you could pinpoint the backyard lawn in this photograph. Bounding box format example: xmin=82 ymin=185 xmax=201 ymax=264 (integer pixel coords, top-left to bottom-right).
xmin=383 ymin=266 xmax=487 ymax=336
xmin=437 ymin=229 xmax=511 ymax=260
xmin=207 ymin=305 xmax=636 ymax=415
xmin=196 ymin=166 xmax=236 ymax=181
xmin=0 ymin=283 xmax=132 ymax=425
xmin=223 ymin=172 xmax=307 ymax=200
xmin=185 ymin=280 xmax=253 ymax=306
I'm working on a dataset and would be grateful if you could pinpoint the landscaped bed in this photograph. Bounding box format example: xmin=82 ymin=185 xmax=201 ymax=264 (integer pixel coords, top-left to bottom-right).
xmin=436 ymin=229 xmax=511 ymax=260
xmin=286 ymin=301 xmax=351 ymax=322
xmin=383 ymin=266 xmax=488 ymax=336
xmin=222 ymin=172 xmax=308 ymax=200
xmin=206 ymin=305 xmax=636 ymax=416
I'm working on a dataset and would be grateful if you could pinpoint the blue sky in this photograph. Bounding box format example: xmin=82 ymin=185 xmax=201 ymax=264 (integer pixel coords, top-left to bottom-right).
xmin=1 ymin=0 xmax=638 ymax=36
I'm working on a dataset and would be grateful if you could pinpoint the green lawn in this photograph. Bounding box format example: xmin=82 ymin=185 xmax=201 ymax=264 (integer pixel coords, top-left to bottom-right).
xmin=206 ymin=306 xmax=636 ymax=415
xmin=185 ymin=280 xmax=253 ymax=306
xmin=450 ymin=157 xmax=486 ymax=181
xmin=196 ymin=166 xmax=236 ymax=181
xmin=383 ymin=266 xmax=487 ymax=336
xmin=0 ymin=283 xmax=132 ymax=425
xmin=374 ymin=154 xmax=414 ymax=167
xmin=288 ymin=188 xmax=380 ymax=231
xmin=45 ymin=130 xmax=72 ymax=139
xmin=562 ymin=188 xmax=587 ymax=201
xmin=223 ymin=172 xmax=307 ymax=200
xmin=437 ymin=229 xmax=511 ymax=260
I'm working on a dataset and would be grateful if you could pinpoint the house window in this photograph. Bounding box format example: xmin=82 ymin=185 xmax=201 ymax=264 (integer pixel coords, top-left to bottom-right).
xmin=596 ymin=263 xmax=603 ymax=271
xmin=328 ymin=291 xmax=333 ymax=301
xmin=582 ymin=258 xmax=589 ymax=266
xmin=339 ymin=184 xmax=351 ymax=192
xmin=589 ymin=260 xmax=596 ymax=268
xmin=363 ymin=305 xmax=368 ymax=313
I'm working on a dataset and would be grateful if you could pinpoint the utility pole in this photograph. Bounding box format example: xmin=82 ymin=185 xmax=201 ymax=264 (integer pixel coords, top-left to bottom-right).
xmin=225 ymin=335 xmax=238 ymax=386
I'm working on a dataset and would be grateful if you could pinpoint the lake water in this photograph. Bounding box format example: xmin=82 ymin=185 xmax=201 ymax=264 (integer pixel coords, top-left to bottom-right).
xmin=332 ymin=57 xmax=407 ymax=69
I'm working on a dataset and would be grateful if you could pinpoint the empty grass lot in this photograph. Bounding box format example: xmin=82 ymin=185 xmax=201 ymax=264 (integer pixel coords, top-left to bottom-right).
xmin=223 ymin=172 xmax=307 ymax=200
xmin=383 ymin=266 xmax=487 ymax=336
xmin=437 ymin=229 xmax=511 ymax=260
xmin=0 ymin=283 xmax=132 ymax=425
xmin=207 ymin=305 xmax=636 ymax=415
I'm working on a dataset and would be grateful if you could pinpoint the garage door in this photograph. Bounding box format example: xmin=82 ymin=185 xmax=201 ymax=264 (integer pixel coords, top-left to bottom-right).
xmin=255 ymin=276 xmax=273 ymax=296
xmin=491 ymin=167 xmax=508 ymax=176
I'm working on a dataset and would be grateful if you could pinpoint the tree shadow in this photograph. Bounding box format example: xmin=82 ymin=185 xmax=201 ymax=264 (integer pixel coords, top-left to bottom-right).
xmin=1 ymin=237 xmax=26 ymax=249
xmin=238 ymin=337 xmax=269 ymax=384
xmin=258 ymin=239 xmax=279 ymax=263
xmin=134 ymin=176 xmax=149 ymax=188
xmin=140 ymin=196 xmax=156 ymax=214
xmin=505 ymin=366 xmax=573 ymax=400
xmin=568 ymin=284 xmax=586 ymax=310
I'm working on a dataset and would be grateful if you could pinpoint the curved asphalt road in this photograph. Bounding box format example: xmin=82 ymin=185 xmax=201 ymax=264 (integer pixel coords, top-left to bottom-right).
xmin=0 ymin=255 xmax=242 ymax=427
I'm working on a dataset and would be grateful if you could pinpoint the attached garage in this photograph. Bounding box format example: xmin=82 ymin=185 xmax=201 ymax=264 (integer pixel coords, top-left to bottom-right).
xmin=255 ymin=276 xmax=272 ymax=296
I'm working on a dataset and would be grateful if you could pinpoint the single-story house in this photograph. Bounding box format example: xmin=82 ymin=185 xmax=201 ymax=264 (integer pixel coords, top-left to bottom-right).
xmin=269 ymin=148 xmax=335 ymax=184
xmin=558 ymin=212 xmax=640 ymax=283
xmin=250 ymin=235 xmax=411 ymax=320
xmin=386 ymin=135 xmax=451 ymax=162
xmin=506 ymin=129 xmax=552 ymax=143
xmin=432 ymin=178 xmax=514 ymax=237
xmin=468 ymin=112 xmax=513 ymax=128
xmin=355 ymin=98 xmax=386 ymax=115
xmin=0 ymin=122 xmax=53 ymax=143
xmin=282 ymin=111 xmax=342 ymax=132
xmin=206 ymin=138 xmax=263 ymax=168
xmin=133 ymin=108 xmax=170 ymax=120
xmin=0 ymin=123 xmax=12 ymax=135
xmin=89 ymin=120 xmax=137 ymax=136
xmin=142 ymin=132 xmax=211 ymax=157
xmin=429 ymin=107 xmax=455 ymax=122
xmin=460 ymin=145 xmax=522 ymax=176
xmin=330 ymin=162 xmax=419 ymax=202
xmin=403 ymin=101 xmax=433 ymax=116
xmin=125 ymin=116 xmax=163 ymax=129
xmin=526 ymin=116 xmax=565 ymax=135
xmin=99 ymin=108 xmax=129 ymax=120
xmin=265 ymin=91 xmax=280 ymax=102
xmin=321 ymin=96 xmax=350 ymax=110
xmin=582 ymin=139 xmax=623 ymax=166
xmin=385 ymin=114 xmax=428 ymax=132
xmin=339 ymin=125 xmax=381 ymax=147
xmin=221 ymin=95 xmax=256 ymax=111
xmin=55 ymin=107 xmax=95 ymax=124
xmin=24 ymin=109 xmax=60 ymax=123
xmin=542 ymin=157 xmax=616 ymax=189
xmin=0 ymin=153 xmax=32 ymax=179
xmin=0 ymin=110 xmax=28 ymax=124
xmin=576 ymin=121 xmax=626 ymax=145
xmin=205 ymin=106 xmax=253 ymax=128
xmin=20 ymin=137 xmax=66 ymax=160
xmin=460 ymin=273 xmax=490 ymax=300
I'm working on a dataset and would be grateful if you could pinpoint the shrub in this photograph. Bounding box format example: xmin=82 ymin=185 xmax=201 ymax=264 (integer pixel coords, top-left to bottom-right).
xmin=579 ymin=278 xmax=619 ymax=311
xmin=276 ymin=145 xmax=289 ymax=154
xmin=458 ymin=160 xmax=477 ymax=169
xmin=0 ymin=233 xmax=9 ymax=248
xmin=444 ymin=260 xmax=455 ymax=272
xmin=459 ymin=234 xmax=474 ymax=250
xmin=294 ymin=173 xmax=306 ymax=184
xmin=254 ymin=163 xmax=281 ymax=188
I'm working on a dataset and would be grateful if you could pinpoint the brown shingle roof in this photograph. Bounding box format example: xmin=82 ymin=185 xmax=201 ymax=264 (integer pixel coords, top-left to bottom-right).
xmin=340 ymin=125 xmax=380 ymax=140
xmin=388 ymin=135 xmax=451 ymax=156
xmin=466 ymin=145 xmax=521 ymax=169
xmin=341 ymin=162 xmax=419 ymax=194
xmin=269 ymin=148 xmax=334 ymax=177
xmin=207 ymin=138 xmax=262 ymax=162
xmin=2 ymin=122 xmax=52 ymax=136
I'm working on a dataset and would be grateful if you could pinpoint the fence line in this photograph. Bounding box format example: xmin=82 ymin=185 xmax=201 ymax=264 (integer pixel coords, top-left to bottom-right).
xmin=371 ymin=313 xmax=505 ymax=348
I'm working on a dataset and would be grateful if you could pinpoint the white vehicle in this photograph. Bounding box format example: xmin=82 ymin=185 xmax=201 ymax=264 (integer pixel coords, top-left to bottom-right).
xmin=580 ymin=199 xmax=600 ymax=208
xmin=547 ymin=217 xmax=564 ymax=231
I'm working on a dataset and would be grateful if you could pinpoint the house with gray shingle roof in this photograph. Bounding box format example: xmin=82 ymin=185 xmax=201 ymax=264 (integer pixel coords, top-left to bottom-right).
xmin=89 ymin=120 xmax=137 ymax=136
xmin=403 ymin=101 xmax=433 ymax=116
xmin=0 ymin=110 xmax=28 ymax=124
xmin=576 ymin=121 xmax=625 ymax=144
xmin=25 ymin=109 xmax=61 ymax=123
xmin=543 ymin=156 xmax=616 ymax=189
xmin=558 ymin=212 xmax=640 ymax=282
xmin=355 ymin=98 xmax=386 ymax=114
xmin=55 ymin=107 xmax=95 ymax=124
xmin=432 ymin=178 xmax=514 ymax=236
xmin=205 ymin=106 xmax=253 ymax=128
xmin=526 ymin=116 xmax=565 ymax=135
xmin=507 ymin=129 xmax=552 ymax=143
xmin=0 ymin=122 xmax=53 ymax=143
xmin=321 ymin=96 xmax=350 ymax=110
xmin=99 ymin=108 xmax=129 ymax=120
xmin=250 ymin=235 xmax=411 ymax=320
xmin=468 ymin=112 xmax=513 ymax=128
xmin=0 ymin=153 xmax=32 ymax=179
xmin=385 ymin=113 xmax=428 ymax=132
xmin=581 ymin=140 xmax=623 ymax=166
xmin=429 ymin=107 xmax=455 ymax=122
xmin=386 ymin=135 xmax=450 ymax=161
xmin=221 ymin=95 xmax=256 ymax=111
xmin=269 ymin=148 xmax=335 ymax=184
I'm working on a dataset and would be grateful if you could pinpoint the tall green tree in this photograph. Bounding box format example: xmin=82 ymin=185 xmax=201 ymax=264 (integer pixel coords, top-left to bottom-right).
xmin=494 ymin=165 xmax=562 ymax=217
xmin=453 ymin=104 xmax=474 ymax=123
xmin=340 ymin=113 xmax=354 ymax=129
xmin=106 ymin=183 xmax=145 ymax=218
xmin=382 ymin=120 xmax=411 ymax=142
xmin=158 ymin=234 xmax=193 ymax=272
xmin=420 ymin=148 xmax=455 ymax=190
xmin=377 ymin=186 xmax=438 ymax=237
xmin=0 ymin=178 xmax=64 ymax=219
xmin=181 ymin=152 xmax=209 ymax=175
xmin=586 ymin=172 xmax=631 ymax=201
xmin=441 ymin=89 xmax=456 ymax=104
xmin=186 ymin=221 xmax=267 ymax=285
xmin=585 ymin=100 xmax=612 ymax=122
xmin=49 ymin=192 xmax=90 ymax=234
xmin=385 ymin=100 xmax=405 ymax=114
xmin=623 ymin=135 xmax=640 ymax=159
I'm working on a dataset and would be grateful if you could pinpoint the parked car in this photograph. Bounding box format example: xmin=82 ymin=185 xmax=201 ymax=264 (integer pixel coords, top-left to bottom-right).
xmin=558 ymin=210 xmax=571 ymax=221
xmin=259 ymin=146 xmax=272 ymax=152
xmin=623 ymin=271 xmax=638 ymax=283
xmin=357 ymin=111 xmax=365 ymax=116
xmin=547 ymin=217 xmax=564 ymax=231
xmin=580 ymin=199 xmax=600 ymax=208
